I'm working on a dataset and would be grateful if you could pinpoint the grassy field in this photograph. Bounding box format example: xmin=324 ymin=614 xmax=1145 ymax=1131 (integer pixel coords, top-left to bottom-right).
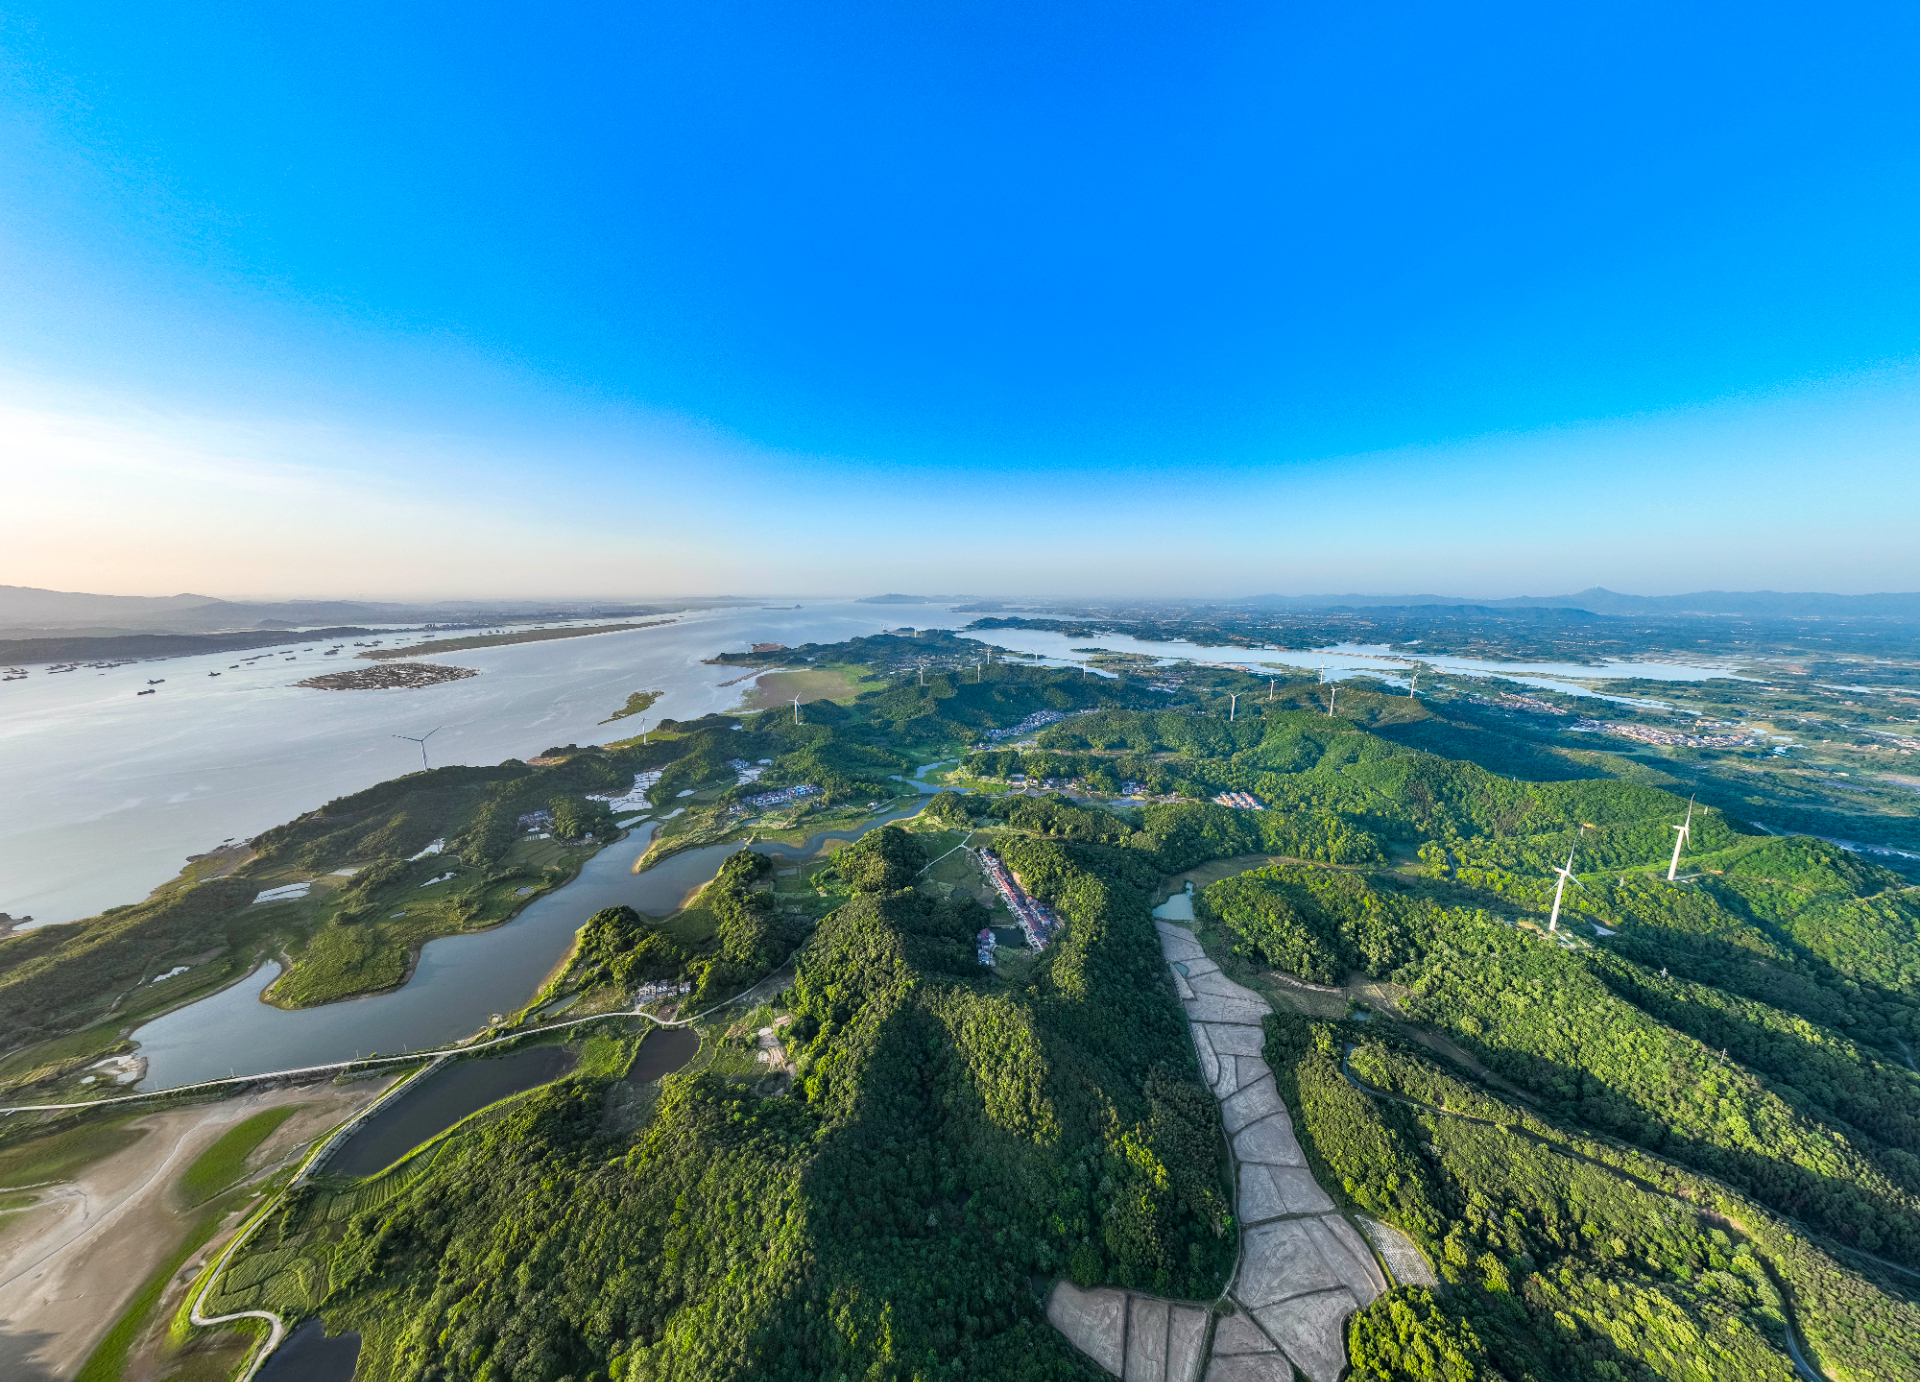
xmin=599 ymin=688 xmax=663 ymax=724
xmin=178 ymin=1107 xmax=303 ymax=1205
xmin=735 ymin=664 xmax=868 ymax=710
xmin=75 ymin=1204 xmax=230 ymax=1382
xmin=0 ymin=1117 xmax=145 ymax=1188
xmin=264 ymin=836 xmax=593 ymax=1009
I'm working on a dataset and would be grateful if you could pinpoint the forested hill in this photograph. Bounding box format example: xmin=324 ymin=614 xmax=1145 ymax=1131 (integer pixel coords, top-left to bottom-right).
xmin=21 ymin=638 xmax=1920 ymax=1380
xmin=219 ymin=819 xmax=1238 ymax=1380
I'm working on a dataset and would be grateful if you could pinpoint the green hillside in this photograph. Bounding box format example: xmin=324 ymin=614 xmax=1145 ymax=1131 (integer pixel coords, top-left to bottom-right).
xmin=14 ymin=636 xmax=1920 ymax=1380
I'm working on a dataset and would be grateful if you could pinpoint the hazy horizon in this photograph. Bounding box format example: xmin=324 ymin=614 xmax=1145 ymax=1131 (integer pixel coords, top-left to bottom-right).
xmin=10 ymin=580 xmax=1920 ymax=607
xmin=7 ymin=3 xmax=1917 ymax=596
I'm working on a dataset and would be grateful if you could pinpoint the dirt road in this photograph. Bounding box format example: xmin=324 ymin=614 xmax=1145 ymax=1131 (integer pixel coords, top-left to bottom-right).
xmin=0 ymin=1083 xmax=385 ymax=1380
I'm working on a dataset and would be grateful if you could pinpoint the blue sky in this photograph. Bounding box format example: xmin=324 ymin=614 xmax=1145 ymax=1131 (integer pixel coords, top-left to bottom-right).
xmin=3 ymin=1 xmax=1918 ymax=597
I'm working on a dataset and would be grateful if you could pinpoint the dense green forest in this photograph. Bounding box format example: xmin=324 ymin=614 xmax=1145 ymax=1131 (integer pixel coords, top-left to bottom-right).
xmin=205 ymin=809 xmax=1236 ymax=1380
xmin=14 ymin=630 xmax=1920 ymax=1380
xmin=0 ymin=655 xmax=1164 ymax=1093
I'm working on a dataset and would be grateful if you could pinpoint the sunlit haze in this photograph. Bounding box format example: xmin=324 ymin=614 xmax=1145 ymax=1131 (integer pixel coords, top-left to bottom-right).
xmin=5 ymin=1 xmax=1919 ymax=596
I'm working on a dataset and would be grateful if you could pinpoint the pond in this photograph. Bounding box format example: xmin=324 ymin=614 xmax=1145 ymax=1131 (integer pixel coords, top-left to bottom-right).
xmin=624 ymin=1026 xmax=702 ymax=1085
xmin=256 ymin=1318 xmax=360 ymax=1382
xmin=328 ymin=1043 xmax=579 ymax=1178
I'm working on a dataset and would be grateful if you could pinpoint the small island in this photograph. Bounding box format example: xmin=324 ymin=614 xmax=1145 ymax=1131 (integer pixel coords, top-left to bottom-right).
xmin=296 ymin=662 xmax=479 ymax=691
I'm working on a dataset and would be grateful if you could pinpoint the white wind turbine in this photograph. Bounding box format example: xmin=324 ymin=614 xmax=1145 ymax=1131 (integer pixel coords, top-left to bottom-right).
xmin=1667 ymin=797 xmax=1696 ymax=881
xmin=1228 ymin=692 xmax=1239 ymax=722
xmin=792 ymin=696 xmax=802 ymax=724
xmin=393 ymin=727 xmax=441 ymax=771
xmin=1547 ymin=846 xmax=1583 ymax=932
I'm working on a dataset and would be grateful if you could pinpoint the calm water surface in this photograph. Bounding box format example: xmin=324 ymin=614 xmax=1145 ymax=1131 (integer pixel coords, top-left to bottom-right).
xmin=329 ymin=1044 xmax=578 ymax=1177
xmin=132 ymin=801 xmax=930 ymax=1090
xmin=955 ymin=628 xmax=1751 ymax=700
xmin=625 ymin=1026 xmax=702 ymax=1085
xmin=3 ymin=602 xmax=961 ymax=925
xmin=256 ymin=1319 xmax=360 ymax=1382
xmin=133 ymin=822 xmax=659 ymax=1088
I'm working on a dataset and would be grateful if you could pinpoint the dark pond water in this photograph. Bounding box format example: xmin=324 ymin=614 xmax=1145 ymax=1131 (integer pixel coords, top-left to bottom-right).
xmin=625 ymin=1025 xmax=701 ymax=1084
xmin=330 ymin=1044 xmax=577 ymax=1178
xmin=258 ymin=1318 xmax=361 ymax=1382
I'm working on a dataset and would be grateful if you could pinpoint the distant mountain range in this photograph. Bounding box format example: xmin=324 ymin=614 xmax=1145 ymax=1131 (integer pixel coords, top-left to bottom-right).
xmin=0 ymin=585 xmax=681 ymax=639
xmin=1235 ymin=588 xmax=1920 ymax=618
xmin=856 ymin=593 xmax=975 ymax=605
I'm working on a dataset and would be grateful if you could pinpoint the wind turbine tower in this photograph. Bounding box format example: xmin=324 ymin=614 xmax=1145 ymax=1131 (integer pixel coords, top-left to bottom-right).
xmin=1228 ymin=692 xmax=1239 ymax=722
xmin=1325 ymin=685 xmax=1338 ymax=717
xmin=1667 ymin=797 xmax=1696 ymax=881
xmin=393 ymin=727 xmax=441 ymax=771
xmin=792 ymin=696 xmax=803 ymax=724
xmin=1548 ymin=846 xmax=1583 ymax=932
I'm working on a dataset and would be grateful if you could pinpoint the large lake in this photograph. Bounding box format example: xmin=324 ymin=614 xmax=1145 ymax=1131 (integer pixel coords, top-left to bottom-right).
xmin=952 ymin=628 xmax=1749 ymax=700
xmin=2 ymin=601 xmax=955 ymax=926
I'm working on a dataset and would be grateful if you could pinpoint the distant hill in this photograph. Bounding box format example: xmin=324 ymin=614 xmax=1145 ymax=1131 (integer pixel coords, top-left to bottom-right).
xmin=1237 ymin=588 xmax=1920 ymax=618
xmin=0 ymin=585 xmax=221 ymax=623
xmin=0 ymin=584 xmax=678 ymax=639
xmin=856 ymin=593 xmax=974 ymax=605
xmin=1499 ymin=587 xmax=1920 ymax=617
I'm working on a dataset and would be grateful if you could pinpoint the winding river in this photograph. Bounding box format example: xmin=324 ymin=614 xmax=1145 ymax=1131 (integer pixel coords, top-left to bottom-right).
xmin=131 ymin=800 xmax=937 ymax=1091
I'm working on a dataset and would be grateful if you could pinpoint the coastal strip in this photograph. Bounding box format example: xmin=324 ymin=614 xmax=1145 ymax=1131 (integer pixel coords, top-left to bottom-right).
xmin=360 ymin=620 xmax=675 ymax=661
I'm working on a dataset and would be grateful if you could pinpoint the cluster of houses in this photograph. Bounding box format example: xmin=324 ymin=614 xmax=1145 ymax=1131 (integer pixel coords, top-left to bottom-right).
xmin=980 ymin=849 xmax=1059 ymax=950
xmin=1005 ymin=773 xmax=1070 ymax=794
xmin=975 ymin=927 xmax=997 ymax=966
xmin=741 ymin=782 xmax=822 ymax=810
xmin=971 ymin=706 xmax=1103 ymax=750
xmin=1569 ymin=719 xmax=1757 ymax=749
xmin=1211 ymin=791 xmax=1266 ymax=810
xmin=1472 ymin=691 xmax=1572 ymax=716
xmin=587 ymin=769 xmax=664 ymax=813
